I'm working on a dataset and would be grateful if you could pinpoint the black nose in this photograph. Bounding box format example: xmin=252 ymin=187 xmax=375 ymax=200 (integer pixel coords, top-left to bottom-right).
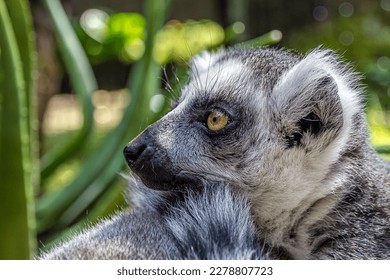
xmin=123 ymin=143 xmax=148 ymax=165
xmin=123 ymin=127 xmax=157 ymax=169
xmin=124 ymin=142 xmax=155 ymax=166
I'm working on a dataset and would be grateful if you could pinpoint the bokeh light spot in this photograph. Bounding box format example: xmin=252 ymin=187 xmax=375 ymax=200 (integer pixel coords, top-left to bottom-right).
xmin=313 ymin=6 xmax=328 ymax=21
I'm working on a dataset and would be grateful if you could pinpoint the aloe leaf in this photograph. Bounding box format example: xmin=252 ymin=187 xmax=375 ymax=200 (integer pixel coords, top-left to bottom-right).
xmin=6 ymin=0 xmax=38 ymax=178
xmin=0 ymin=0 xmax=36 ymax=259
xmin=40 ymin=0 xmax=96 ymax=179
xmin=376 ymin=145 xmax=390 ymax=154
xmin=240 ymin=29 xmax=283 ymax=47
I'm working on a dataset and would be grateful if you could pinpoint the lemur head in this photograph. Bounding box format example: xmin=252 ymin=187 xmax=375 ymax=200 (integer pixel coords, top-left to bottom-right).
xmin=124 ymin=47 xmax=364 ymax=201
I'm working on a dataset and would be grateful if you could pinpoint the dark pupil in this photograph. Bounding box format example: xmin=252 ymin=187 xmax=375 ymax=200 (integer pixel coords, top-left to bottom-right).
xmin=213 ymin=116 xmax=218 ymax=123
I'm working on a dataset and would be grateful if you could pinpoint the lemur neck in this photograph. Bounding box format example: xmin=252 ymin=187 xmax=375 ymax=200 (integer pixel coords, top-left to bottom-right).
xmin=250 ymin=141 xmax=373 ymax=259
xmin=250 ymin=181 xmax=340 ymax=259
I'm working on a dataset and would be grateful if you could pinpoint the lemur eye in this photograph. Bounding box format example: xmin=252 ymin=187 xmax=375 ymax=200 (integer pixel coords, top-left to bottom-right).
xmin=206 ymin=110 xmax=229 ymax=131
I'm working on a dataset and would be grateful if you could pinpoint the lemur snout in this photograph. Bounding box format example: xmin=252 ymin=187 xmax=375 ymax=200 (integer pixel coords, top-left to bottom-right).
xmin=123 ymin=127 xmax=155 ymax=167
xmin=123 ymin=142 xmax=153 ymax=166
xmin=123 ymin=125 xmax=203 ymax=191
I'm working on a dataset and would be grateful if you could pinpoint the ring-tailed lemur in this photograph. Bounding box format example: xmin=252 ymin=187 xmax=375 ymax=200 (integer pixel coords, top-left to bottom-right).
xmin=123 ymin=47 xmax=390 ymax=259
xmin=41 ymin=47 xmax=389 ymax=260
xmin=40 ymin=180 xmax=266 ymax=259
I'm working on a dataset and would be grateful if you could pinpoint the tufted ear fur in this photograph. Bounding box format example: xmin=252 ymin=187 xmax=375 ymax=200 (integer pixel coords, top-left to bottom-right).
xmin=271 ymin=49 xmax=361 ymax=153
xmin=190 ymin=50 xmax=221 ymax=75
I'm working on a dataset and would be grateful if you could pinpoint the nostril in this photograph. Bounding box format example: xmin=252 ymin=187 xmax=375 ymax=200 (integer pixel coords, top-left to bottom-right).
xmin=123 ymin=143 xmax=147 ymax=164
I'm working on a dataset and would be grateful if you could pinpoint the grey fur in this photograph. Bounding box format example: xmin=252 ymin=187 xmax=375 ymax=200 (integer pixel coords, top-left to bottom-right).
xmin=166 ymin=184 xmax=266 ymax=259
xmin=39 ymin=181 xmax=266 ymax=260
xmin=124 ymin=47 xmax=390 ymax=259
xmin=39 ymin=211 xmax=178 ymax=260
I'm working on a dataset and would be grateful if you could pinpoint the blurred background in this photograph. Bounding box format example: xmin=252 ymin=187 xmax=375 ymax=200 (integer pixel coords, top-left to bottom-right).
xmin=0 ymin=0 xmax=389 ymax=259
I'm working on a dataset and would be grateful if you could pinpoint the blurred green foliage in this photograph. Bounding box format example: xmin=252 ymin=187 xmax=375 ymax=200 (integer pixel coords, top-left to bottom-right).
xmin=154 ymin=19 xmax=225 ymax=64
xmin=40 ymin=0 xmax=97 ymax=180
xmin=75 ymin=10 xmax=146 ymax=63
xmin=287 ymin=3 xmax=390 ymax=115
xmin=75 ymin=10 xmax=238 ymax=65
xmin=0 ymin=0 xmax=37 ymax=259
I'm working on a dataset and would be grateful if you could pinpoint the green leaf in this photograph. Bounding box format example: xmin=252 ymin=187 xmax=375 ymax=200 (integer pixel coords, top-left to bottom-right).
xmin=0 ymin=0 xmax=36 ymax=259
xmin=376 ymin=145 xmax=390 ymax=154
xmin=40 ymin=0 xmax=97 ymax=180
xmin=7 ymin=0 xmax=39 ymax=195
xmin=239 ymin=29 xmax=283 ymax=48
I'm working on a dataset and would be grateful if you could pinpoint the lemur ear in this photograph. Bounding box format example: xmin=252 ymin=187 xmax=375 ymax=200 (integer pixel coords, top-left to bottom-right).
xmin=272 ymin=50 xmax=346 ymax=149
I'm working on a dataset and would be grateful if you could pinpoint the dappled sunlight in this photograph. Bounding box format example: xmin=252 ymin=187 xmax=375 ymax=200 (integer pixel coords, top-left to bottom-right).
xmin=43 ymin=90 xmax=129 ymax=135
xmin=153 ymin=19 xmax=225 ymax=64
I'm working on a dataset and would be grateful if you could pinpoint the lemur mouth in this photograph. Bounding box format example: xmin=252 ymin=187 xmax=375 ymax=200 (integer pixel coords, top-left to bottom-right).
xmin=123 ymin=133 xmax=202 ymax=191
